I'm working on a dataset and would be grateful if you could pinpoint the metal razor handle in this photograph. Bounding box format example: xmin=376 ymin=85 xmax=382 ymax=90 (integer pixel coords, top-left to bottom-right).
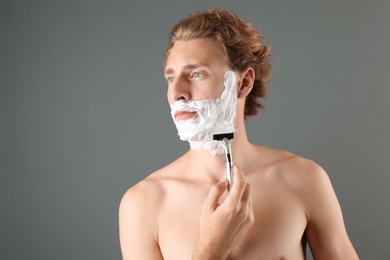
xmin=226 ymin=160 xmax=233 ymax=194
xmin=224 ymin=140 xmax=233 ymax=194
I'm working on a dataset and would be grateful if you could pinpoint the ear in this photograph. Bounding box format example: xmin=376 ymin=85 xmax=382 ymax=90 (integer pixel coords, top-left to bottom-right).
xmin=237 ymin=67 xmax=255 ymax=99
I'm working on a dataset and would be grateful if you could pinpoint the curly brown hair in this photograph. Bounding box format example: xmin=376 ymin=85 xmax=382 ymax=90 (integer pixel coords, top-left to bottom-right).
xmin=163 ymin=9 xmax=272 ymax=119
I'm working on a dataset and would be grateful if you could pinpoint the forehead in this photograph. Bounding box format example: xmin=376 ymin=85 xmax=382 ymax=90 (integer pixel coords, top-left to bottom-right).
xmin=164 ymin=38 xmax=227 ymax=73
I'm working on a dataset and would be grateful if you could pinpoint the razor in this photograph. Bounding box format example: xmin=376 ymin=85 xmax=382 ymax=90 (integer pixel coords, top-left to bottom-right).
xmin=213 ymin=133 xmax=234 ymax=194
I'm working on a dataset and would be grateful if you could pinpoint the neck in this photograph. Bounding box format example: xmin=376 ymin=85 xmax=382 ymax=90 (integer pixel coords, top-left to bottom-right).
xmin=185 ymin=125 xmax=254 ymax=181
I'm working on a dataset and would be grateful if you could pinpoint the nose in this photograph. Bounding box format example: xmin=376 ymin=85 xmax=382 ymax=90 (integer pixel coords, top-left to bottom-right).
xmin=167 ymin=75 xmax=191 ymax=104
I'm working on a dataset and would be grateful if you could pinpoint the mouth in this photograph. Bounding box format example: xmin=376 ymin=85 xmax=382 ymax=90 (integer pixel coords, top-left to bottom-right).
xmin=174 ymin=111 xmax=198 ymax=121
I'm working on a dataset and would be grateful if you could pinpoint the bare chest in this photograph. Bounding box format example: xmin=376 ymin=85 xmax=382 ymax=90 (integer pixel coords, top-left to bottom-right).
xmin=157 ymin=184 xmax=308 ymax=260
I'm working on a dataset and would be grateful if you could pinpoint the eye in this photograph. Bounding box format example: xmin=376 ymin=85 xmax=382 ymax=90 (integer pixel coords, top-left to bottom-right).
xmin=166 ymin=77 xmax=175 ymax=84
xmin=192 ymin=72 xmax=203 ymax=78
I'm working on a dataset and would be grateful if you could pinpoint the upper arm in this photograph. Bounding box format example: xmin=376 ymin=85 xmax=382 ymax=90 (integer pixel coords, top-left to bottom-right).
xmin=303 ymin=164 xmax=358 ymax=259
xmin=119 ymin=184 xmax=163 ymax=260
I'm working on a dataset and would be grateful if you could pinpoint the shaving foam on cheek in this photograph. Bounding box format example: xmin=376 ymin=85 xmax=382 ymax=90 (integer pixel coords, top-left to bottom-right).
xmin=170 ymin=71 xmax=238 ymax=156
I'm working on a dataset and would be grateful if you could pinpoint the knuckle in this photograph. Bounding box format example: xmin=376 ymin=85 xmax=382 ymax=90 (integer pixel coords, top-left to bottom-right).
xmin=237 ymin=209 xmax=247 ymax=220
xmin=226 ymin=203 xmax=239 ymax=215
xmin=243 ymin=183 xmax=252 ymax=198
xmin=226 ymin=201 xmax=243 ymax=215
xmin=244 ymin=182 xmax=252 ymax=193
xmin=236 ymin=205 xmax=250 ymax=219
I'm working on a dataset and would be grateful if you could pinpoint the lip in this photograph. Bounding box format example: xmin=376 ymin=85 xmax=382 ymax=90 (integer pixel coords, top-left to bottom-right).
xmin=174 ymin=111 xmax=198 ymax=121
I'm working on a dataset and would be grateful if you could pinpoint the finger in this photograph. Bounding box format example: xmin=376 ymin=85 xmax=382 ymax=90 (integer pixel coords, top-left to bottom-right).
xmin=239 ymin=183 xmax=254 ymax=226
xmin=244 ymin=184 xmax=255 ymax=226
xmin=202 ymin=179 xmax=228 ymax=212
xmin=229 ymin=164 xmax=246 ymax=199
xmin=241 ymin=183 xmax=252 ymax=203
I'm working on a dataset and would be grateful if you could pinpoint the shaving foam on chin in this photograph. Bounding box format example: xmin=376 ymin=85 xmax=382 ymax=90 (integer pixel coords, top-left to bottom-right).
xmin=170 ymin=71 xmax=238 ymax=156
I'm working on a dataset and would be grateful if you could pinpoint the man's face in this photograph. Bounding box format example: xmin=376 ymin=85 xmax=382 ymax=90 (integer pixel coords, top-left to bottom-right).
xmin=164 ymin=38 xmax=229 ymax=122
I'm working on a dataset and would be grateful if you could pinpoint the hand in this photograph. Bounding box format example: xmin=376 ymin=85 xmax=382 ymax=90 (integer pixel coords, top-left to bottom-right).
xmin=192 ymin=164 xmax=254 ymax=260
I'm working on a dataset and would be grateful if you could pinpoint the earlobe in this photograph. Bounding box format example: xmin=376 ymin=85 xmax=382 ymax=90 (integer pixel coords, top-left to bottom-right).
xmin=237 ymin=68 xmax=255 ymax=99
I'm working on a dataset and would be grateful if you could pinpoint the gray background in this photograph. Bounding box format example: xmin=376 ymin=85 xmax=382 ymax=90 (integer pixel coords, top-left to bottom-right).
xmin=1 ymin=0 xmax=389 ymax=259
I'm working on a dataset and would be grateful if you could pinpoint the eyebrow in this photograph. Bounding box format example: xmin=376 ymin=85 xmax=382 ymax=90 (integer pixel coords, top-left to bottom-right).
xmin=164 ymin=63 xmax=210 ymax=75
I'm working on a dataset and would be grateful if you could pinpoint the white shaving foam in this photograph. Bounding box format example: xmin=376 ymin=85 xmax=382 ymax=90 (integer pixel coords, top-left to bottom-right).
xmin=170 ymin=71 xmax=238 ymax=156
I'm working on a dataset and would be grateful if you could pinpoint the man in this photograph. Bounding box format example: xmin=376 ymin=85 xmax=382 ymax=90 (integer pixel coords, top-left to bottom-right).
xmin=119 ymin=9 xmax=358 ymax=259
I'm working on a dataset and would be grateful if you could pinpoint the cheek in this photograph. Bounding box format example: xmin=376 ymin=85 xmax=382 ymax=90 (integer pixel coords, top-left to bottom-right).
xmin=167 ymin=89 xmax=174 ymax=105
xmin=213 ymin=79 xmax=226 ymax=99
xmin=166 ymin=85 xmax=177 ymax=105
xmin=196 ymin=78 xmax=224 ymax=100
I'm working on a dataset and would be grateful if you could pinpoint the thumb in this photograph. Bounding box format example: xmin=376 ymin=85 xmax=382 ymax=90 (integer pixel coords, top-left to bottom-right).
xmin=202 ymin=179 xmax=228 ymax=212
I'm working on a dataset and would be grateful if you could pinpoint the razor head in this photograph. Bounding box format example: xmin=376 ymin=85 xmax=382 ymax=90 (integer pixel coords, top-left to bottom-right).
xmin=213 ymin=133 xmax=234 ymax=141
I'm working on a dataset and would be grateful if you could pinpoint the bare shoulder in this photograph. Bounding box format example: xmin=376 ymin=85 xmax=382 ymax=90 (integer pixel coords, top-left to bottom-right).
xmin=257 ymin=147 xmax=359 ymax=258
xmin=256 ymin=145 xmax=333 ymax=205
xmin=118 ymin=165 xmax=175 ymax=259
xmin=119 ymin=174 xmax=162 ymax=237
xmin=259 ymin=145 xmax=328 ymax=180
xmin=119 ymin=156 xmax=185 ymax=218
xmin=119 ymin=167 xmax=169 ymax=217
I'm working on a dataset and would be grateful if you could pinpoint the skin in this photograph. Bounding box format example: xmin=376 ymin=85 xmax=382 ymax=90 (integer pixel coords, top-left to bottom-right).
xmin=119 ymin=38 xmax=359 ymax=259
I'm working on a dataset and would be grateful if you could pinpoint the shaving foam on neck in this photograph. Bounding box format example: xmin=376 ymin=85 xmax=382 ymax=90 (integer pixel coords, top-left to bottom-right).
xmin=170 ymin=71 xmax=238 ymax=156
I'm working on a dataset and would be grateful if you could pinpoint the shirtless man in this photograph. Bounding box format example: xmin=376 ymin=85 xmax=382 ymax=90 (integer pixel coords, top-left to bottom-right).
xmin=119 ymin=9 xmax=358 ymax=259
